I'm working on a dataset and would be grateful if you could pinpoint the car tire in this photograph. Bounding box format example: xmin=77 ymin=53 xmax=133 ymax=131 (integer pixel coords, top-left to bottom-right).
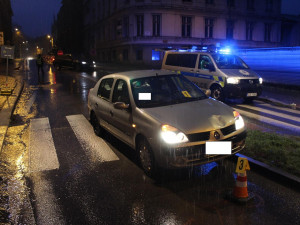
xmin=210 ymin=85 xmax=224 ymax=101
xmin=137 ymin=138 xmax=157 ymax=178
xmin=90 ymin=112 xmax=102 ymax=137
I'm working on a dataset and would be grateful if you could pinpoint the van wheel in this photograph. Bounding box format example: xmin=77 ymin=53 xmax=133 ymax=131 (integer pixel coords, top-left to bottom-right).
xmin=137 ymin=138 xmax=156 ymax=177
xmin=210 ymin=85 xmax=224 ymax=101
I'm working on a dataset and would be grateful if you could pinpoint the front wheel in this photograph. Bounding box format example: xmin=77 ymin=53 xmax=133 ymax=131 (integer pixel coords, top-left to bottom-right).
xmin=210 ymin=85 xmax=224 ymax=101
xmin=137 ymin=138 xmax=156 ymax=177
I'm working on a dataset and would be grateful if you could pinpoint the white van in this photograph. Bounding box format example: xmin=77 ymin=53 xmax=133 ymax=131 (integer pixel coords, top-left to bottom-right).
xmin=161 ymin=50 xmax=263 ymax=102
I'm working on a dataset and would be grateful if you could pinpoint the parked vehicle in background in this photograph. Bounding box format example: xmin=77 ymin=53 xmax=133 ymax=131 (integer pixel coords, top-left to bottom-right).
xmin=53 ymin=54 xmax=97 ymax=71
xmin=161 ymin=47 xmax=263 ymax=102
xmin=88 ymin=70 xmax=247 ymax=177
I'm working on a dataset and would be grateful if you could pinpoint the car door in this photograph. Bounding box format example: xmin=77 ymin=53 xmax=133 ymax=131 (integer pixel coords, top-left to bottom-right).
xmin=109 ymin=79 xmax=134 ymax=146
xmin=94 ymin=78 xmax=114 ymax=131
xmin=195 ymin=54 xmax=218 ymax=89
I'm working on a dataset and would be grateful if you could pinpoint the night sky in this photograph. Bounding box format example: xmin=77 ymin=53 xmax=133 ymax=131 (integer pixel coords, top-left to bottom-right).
xmin=11 ymin=0 xmax=300 ymax=38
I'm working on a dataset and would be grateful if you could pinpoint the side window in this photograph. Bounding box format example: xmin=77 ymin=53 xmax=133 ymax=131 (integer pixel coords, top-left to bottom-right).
xmin=112 ymin=79 xmax=130 ymax=104
xmin=198 ymin=55 xmax=214 ymax=70
xmin=97 ymin=78 xmax=114 ymax=100
xmin=165 ymin=54 xmax=197 ymax=68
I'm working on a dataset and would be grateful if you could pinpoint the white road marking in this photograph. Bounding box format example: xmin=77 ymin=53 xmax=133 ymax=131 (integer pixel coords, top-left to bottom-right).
xmin=237 ymin=104 xmax=300 ymax=122
xmin=30 ymin=173 xmax=65 ymax=225
xmin=66 ymin=114 xmax=119 ymax=163
xmin=234 ymin=108 xmax=300 ymax=133
xmin=29 ymin=118 xmax=59 ymax=173
xmin=255 ymin=101 xmax=300 ymax=115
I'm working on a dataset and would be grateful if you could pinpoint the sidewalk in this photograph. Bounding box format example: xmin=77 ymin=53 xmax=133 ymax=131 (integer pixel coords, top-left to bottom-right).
xmin=0 ymin=75 xmax=24 ymax=154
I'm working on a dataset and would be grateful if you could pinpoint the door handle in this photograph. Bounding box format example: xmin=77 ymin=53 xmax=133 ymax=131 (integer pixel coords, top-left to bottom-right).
xmin=95 ymin=103 xmax=98 ymax=108
xmin=110 ymin=110 xmax=114 ymax=117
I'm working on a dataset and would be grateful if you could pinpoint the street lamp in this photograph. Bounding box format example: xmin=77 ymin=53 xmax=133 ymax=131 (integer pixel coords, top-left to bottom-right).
xmin=47 ymin=35 xmax=54 ymax=48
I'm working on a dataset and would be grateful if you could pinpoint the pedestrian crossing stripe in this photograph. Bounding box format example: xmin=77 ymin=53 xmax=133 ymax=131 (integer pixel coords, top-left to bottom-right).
xmin=29 ymin=117 xmax=59 ymax=173
xmin=66 ymin=114 xmax=119 ymax=163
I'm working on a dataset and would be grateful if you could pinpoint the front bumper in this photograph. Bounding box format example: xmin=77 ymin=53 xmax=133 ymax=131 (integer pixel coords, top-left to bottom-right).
xmin=224 ymin=82 xmax=262 ymax=99
xmin=160 ymin=131 xmax=246 ymax=168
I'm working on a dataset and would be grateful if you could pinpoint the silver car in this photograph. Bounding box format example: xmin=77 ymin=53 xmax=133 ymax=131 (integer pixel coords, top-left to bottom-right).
xmin=88 ymin=70 xmax=246 ymax=177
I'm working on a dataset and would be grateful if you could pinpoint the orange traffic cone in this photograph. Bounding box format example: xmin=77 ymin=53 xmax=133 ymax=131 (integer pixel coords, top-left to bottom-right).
xmin=233 ymin=171 xmax=248 ymax=199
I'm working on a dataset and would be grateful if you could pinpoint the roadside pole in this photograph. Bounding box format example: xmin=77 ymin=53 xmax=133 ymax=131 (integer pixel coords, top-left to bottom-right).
xmin=1 ymin=46 xmax=15 ymax=96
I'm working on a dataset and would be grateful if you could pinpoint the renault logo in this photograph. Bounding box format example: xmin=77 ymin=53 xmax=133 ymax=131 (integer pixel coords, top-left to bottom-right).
xmin=214 ymin=131 xmax=220 ymax=140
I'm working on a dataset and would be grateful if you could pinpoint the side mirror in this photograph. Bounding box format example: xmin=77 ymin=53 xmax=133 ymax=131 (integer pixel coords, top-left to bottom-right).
xmin=113 ymin=102 xmax=130 ymax=110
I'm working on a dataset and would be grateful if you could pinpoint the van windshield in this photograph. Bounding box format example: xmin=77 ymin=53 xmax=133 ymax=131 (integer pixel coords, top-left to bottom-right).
xmin=131 ymin=74 xmax=207 ymax=108
xmin=212 ymin=54 xmax=249 ymax=69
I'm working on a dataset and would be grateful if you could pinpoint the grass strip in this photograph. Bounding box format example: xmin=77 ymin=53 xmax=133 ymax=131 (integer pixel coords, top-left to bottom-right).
xmin=242 ymin=130 xmax=300 ymax=177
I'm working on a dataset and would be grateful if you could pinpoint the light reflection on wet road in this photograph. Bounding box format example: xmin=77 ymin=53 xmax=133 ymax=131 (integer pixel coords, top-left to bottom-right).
xmin=0 ymin=61 xmax=299 ymax=224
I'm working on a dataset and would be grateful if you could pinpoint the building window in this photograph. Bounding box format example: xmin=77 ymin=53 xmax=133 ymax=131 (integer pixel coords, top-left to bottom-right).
xmin=205 ymin=0 xmax=214 ymax=4
xmin=123 ymin=16 xmax=129 ymax=37
xmin=264 ymin=23 xmax=272 ymax=42
xmin=266 ymin=0 xmax=273 ymax=12
xmin=226 ymin=20 xmax=234 ymax=39
xmin=247 ymin=0 xmax=255 ymax=11
xmin=152 ymin=15 xmax=161 ymax=37
xmin=136 ymin=15 xmax=144 ymax=37
xmin=227 ymin=0 xmax=235 ymax=7
xmin=246 ymin=22 xmax=254 ymax=41
xmin=205 ymin=18 xmax=214 ymax=38
xmin=123 ymin=49 xmax=128 ymax=61
xmin=182 ymin=16 xmax=192 ymax=37
xmin=136 ymin=50 xmax=143 ymax=60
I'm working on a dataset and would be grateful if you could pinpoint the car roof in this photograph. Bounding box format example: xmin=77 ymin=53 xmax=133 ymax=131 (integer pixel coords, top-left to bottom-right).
xmin=102 ymin=70 xmax=177 ymax=80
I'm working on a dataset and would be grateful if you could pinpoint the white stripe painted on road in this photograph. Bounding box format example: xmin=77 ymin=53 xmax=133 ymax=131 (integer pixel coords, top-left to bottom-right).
xmin=237 ymin=104 xmax=300 ymax=122
xmin=256 ymin=102 xmax=300 ymax=115
xmin=29 ymin=118 xmax=59 ymax=173
xmin=66 ymin=114 xmax=119 ymax=163
xmin=234 ymin=108 xmax=300 ymax=133
xmin=30 ymin=173 xmax=65 ymax=225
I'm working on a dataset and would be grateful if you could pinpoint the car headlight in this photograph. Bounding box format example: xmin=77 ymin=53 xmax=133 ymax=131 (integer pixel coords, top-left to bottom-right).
xmin=259 ymin=77 xmax=263 ymax=84
xmin=161 ymin=125 xmax=188 ymax=144
xmin=233 ymin=111 xmax=245 ymax=130
xmin=82 ymin=61 xmax=87 ymax=65
xmin=227 ymin=78 xmax=239 ymax=84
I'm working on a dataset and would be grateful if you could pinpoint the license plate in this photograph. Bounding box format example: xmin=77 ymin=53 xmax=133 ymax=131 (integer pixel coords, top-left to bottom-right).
xmin=247 ymin=93 xmax=257 ymax=97
xmin=205 ymin=141 xmax=232 ymax=155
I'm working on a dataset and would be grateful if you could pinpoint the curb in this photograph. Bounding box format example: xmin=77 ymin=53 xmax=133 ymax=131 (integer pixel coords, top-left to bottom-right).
xmin=233 ymin=153 xmax=300 ymax=190
xmin=0 ymin=77 xmax=24 ymax=153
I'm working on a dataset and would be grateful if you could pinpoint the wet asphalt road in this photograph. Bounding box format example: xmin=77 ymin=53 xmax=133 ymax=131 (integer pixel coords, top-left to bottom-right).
xmin=1 ymin=62 xmax=300 ymax=225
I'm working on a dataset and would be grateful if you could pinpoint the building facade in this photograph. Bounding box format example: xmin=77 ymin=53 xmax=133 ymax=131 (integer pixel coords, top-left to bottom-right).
xmin=0 ymin=0 xmax=13 ymax=46
xmin=83 ymin=0 xmax=282 ymax=65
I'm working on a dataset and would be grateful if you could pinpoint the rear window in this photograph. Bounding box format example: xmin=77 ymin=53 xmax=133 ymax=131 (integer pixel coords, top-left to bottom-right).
xmin=165 ymin=53 xmax=197 ymax=68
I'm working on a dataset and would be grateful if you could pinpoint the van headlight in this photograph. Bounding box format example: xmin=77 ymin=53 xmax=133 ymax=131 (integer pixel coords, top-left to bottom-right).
xmin=161 ymin=125 xmax=189 ymax=144
xmin=227 ymin=78 xmax=239 ymax=84
xmin=233 ymin=111 xmax=245 ymax=130
xmin=259 ymin=77 xmax=263 ymax=84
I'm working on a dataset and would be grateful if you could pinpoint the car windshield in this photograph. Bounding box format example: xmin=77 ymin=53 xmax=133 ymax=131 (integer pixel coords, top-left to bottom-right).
xmin=212 ymin=54 xmax=249 ymax=69
xmin=131 ymin=74 xmax=207 ymax=108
